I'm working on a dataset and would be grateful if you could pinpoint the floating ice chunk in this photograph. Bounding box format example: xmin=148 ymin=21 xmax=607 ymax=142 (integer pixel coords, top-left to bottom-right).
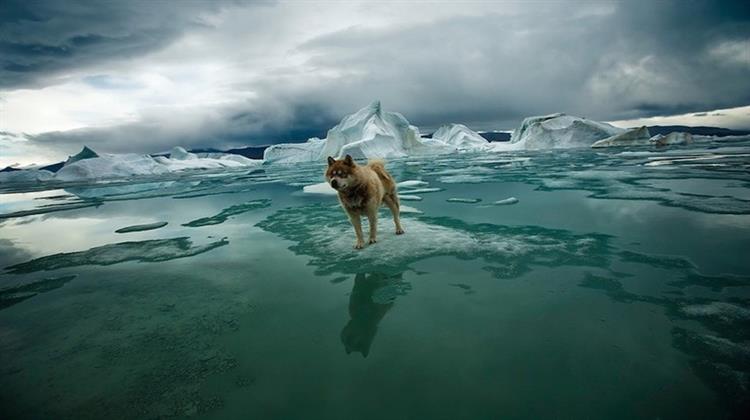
xmin=399 ymin=187 xmax=442 ymax=194
xmin=431 ymin=123 xmax=490 ymax=150
xmin=257 ymin=203 xmax=611 ymax=276
xmin=399 ymin=205 xmax=422 ymax=214
xmin=493 ymin=197 xmax=519 ymax=205
xmin=591 ymin=126 xmax=651 ymax=148
xmin=509 ymin=113 xmax=624 ymax=149
xmin=447 ymin=198 xmax=482 ymax=203
xmin=303 ymin=182 xmax=337 ymax=195
xmin=397 ymin=180 xmax=429 ymax=188
xmin=115 ymin=221 xmax=169 ymax=233
xmin=399 ymin=195 xmax=423 ymax=201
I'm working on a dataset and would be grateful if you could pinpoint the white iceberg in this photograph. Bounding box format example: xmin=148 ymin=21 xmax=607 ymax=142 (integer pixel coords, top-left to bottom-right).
xmin=263 ymin=138 xmax=326 ymax=164
xmin=21 ymin=146 xmax=264 ymax=182
xmin=154 ymin=146 xmax=261 ymax=171
xmin=431 ymin=123 xmax=490 ymax=151
xmin=263 ymin=101 xmax=459 ymax=164
xmin=650 ymin=132 xmax=693 ymax=147
xmin=503 ymin=113 xmax=624 ymax=150
xmin=0 ymin=169 xmax=55 ymax=183
xmin=591 ymin=126 xmax=651 ymax=148
xmin=56 ymin=152 xmax=170 ymax=181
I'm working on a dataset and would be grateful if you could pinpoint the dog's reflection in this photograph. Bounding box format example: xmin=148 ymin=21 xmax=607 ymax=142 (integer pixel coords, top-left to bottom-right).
xmin=341 ymin=272 xmax=406 ymax=357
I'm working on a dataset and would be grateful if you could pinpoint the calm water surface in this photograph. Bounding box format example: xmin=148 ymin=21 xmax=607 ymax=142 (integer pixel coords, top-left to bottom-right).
xmin=1 ymin=140 xmax=749 ymax=419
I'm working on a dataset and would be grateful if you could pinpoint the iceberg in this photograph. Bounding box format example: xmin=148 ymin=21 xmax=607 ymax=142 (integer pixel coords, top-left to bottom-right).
xmin=322 ymin=100 xmax=424 ymax=160
xmin=0 ymin=168 xmax=55 ymax=183
xmin=507 ymin=113 xmax=624 ymax=150
xmin=591 ymin=126 xmax=651 ymax=148
xmin=431 ymin=124 xmax=490 ymax=151
xmin=650 ymin=132 xmax=693 ymax=147
xmin=56 ymin=152 xmax=170 ymax=181
xmin=264 ymin=101 xmax=457 ymax=164
xmin=9 ymin=146 xmax=264 ymax=183
xmin=153 ymin=146 xmax=261 ymax=171
xmin=263 ymin=138 xmax=326 ymax=164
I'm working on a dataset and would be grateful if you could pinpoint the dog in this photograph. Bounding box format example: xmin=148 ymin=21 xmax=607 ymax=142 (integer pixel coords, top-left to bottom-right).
xmin=325 ymin=154 xmax=404 ymax=249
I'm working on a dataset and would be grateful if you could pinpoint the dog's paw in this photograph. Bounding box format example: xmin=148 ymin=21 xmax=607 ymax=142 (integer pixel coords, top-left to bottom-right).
xmin=368 ymin=238 xmax=377 ymax=244
xmin=396 ymin=228 xmax=405 ymax=235
xmin=353 ymin=241 xmax=364 ymax=250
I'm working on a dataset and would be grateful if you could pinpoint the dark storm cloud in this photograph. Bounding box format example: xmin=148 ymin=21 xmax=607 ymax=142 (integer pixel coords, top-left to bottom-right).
xmin=0 ymin=0 xmax=251 ymax=88
xmin=7 ymin=0 xmax=750 ymax=157
xmin=289 ymin=0 xmax=750 ymax=128
xmin=29 ymin=101 xmax=338 ymax=156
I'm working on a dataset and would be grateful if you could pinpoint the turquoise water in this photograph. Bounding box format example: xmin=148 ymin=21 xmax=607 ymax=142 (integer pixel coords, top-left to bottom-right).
xmin=1 ymin=139 xmax=749 ymax=419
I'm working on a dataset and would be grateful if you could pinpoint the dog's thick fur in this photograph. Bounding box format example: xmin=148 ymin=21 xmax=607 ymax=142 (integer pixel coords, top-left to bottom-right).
xmin=326 ymin=155 xmax=404 ymax=249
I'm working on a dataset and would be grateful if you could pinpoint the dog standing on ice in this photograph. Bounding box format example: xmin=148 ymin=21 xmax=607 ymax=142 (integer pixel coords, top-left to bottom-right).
xmin=326 ymin=155 xmax=405 ymax=249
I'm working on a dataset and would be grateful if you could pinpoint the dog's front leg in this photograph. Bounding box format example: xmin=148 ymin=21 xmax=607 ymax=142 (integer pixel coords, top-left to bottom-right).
xmin=349 ymin=213 xmax=365 ymax=249
xmin=367 ymin=209 xmax=378 ymax=244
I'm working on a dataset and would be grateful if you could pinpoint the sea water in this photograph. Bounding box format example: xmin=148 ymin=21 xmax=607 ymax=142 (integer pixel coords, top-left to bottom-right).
xmin=1 ymin=138 xmax=749 ymax=419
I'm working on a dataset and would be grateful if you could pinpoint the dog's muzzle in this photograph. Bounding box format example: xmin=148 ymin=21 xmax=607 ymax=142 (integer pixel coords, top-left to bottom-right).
xmin=331 ymin=179 xmax=339 ymax=189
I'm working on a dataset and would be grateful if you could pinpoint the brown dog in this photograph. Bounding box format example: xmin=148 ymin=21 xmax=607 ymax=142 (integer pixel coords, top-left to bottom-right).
xmin=326 ymin=155 xmax=404 ymax=249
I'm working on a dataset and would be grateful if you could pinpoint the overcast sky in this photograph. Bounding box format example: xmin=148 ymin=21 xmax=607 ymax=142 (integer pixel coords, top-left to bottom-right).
xmin=1 ymin=0 xmax=749 ymax=165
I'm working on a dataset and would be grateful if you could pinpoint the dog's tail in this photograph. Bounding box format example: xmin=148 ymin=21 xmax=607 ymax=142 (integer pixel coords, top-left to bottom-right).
xmin=368 ymin=159 xmax=397 ymax=193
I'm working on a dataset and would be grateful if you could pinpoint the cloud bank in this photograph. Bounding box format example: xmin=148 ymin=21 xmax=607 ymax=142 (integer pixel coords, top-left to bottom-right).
xmin=1 ymin=0 xmax=749 ymax=163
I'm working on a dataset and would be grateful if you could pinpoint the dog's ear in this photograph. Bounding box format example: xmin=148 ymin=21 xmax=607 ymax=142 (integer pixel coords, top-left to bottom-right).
xmin=327 ymin=156 xmax=335 ymax=166
xmin=344 ymin=155 xmax=354 ymax=166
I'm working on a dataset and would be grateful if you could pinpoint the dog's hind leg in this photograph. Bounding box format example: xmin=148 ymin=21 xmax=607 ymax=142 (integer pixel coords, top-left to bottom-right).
xmin=383 ymin=194 xmax=404 ymax=235
xmin=349 ymin=214 xmax=365 ymax=249
xmin=366 ymin=208 xmax=378 ymax=244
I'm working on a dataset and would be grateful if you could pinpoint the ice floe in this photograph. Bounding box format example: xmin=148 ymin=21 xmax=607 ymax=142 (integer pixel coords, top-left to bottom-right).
xmin=493 ymin=197 xmax=519 ymax=205
xmin=398 ymin=195 xmax=423 ymax=201
xmin=302 ymin=182 xmax=337 ymax=195
xmin=115 ymin=221 xmax=169 ymax=233
xmin=447 ymin=198 xmax=482 ymax=203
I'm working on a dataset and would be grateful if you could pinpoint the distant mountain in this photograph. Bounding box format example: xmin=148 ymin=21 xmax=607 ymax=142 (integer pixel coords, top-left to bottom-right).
xmin=645 ymin=125 xmax=750 ymax=137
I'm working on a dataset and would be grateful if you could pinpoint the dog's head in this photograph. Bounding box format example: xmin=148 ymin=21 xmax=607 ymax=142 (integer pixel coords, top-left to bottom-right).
xmin=325 ymin=155 xmax=356 ymax=191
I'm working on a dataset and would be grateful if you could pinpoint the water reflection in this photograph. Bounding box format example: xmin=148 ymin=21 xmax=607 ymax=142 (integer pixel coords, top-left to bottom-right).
xmin=341 ymin=272 xmax=409 ymax=357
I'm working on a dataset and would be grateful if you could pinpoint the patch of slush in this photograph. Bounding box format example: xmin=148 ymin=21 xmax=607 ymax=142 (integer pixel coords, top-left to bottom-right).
xmin=682 ymin=302 xmax=750 ymax=321
xmin=182 ymin=199 xmax=271 ymax=227
xmin=0 ymin=274 xmax=77 ymax=310
xmin=4 ymin=237 xmax=229 ymax=274
xmin=494 ymin=197 xmax=519 ymax=205
xmin=398 ymin=195 xmax=423 ymax=201
xmin=115 ymin=221 xmax=168 ymax=233
xmin=447 ymin=198 xmax=482 ymax=203
xmin=256 ymin=203 xmax=611 ymax=276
